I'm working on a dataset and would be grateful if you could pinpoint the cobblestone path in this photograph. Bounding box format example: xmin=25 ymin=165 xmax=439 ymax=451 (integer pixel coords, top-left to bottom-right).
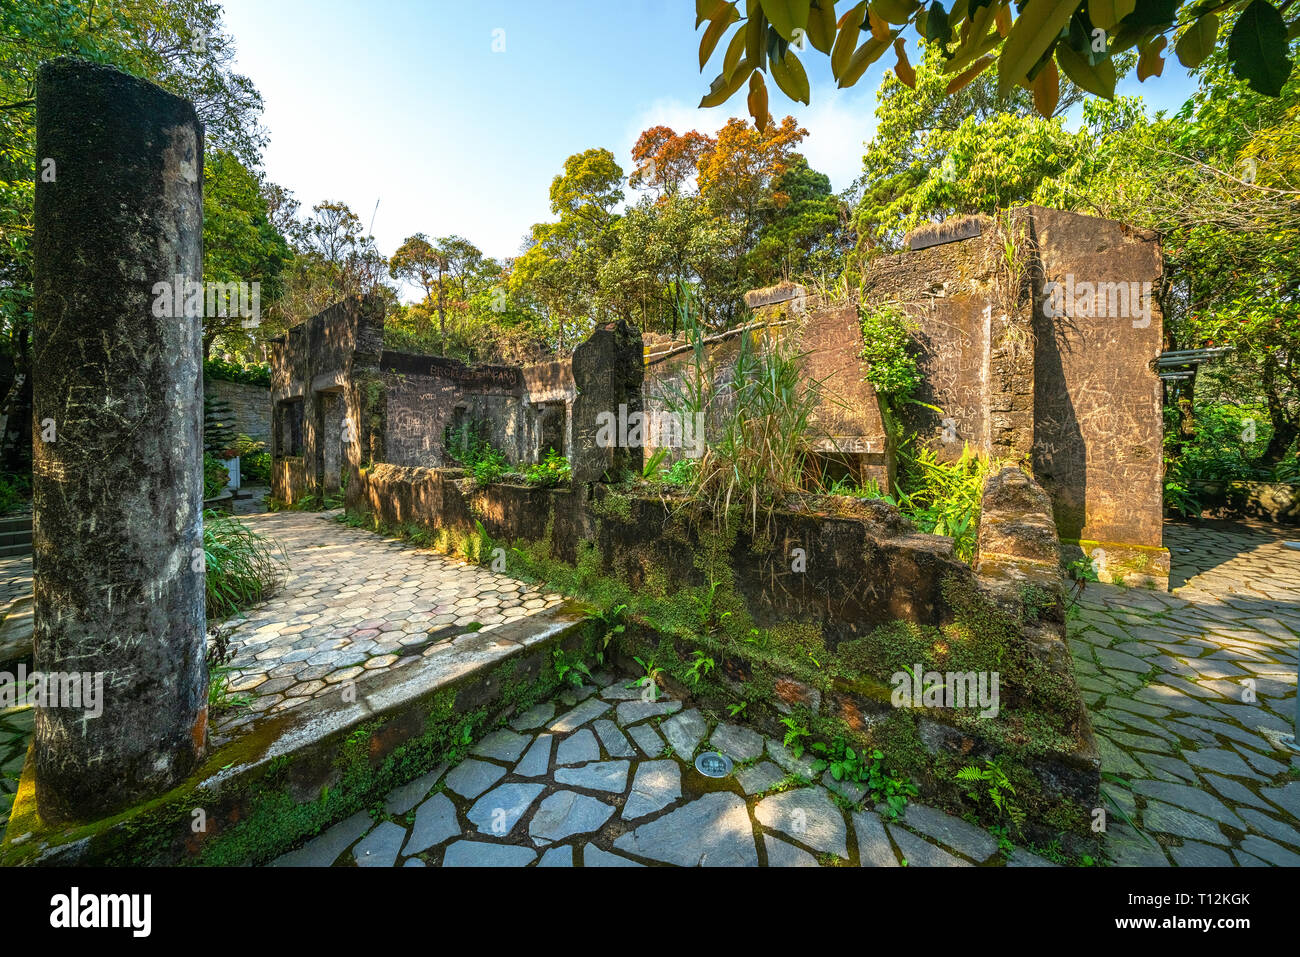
xmin=1071 ymin=521 xmax=1300 ymax=866
xmin=271 ymin=672 xmax=1057 ymax=868
xmin=210 ymin=509 xmax=566 ymax=742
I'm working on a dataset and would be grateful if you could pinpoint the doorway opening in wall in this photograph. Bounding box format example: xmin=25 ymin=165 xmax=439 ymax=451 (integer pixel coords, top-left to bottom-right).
xmin=316 ymin=388 xmax=346 ymax=494
xmin=537 ymin=401 xmax=566 ymax=460
xmin=275 ymin=399 xmax=304 ymax=458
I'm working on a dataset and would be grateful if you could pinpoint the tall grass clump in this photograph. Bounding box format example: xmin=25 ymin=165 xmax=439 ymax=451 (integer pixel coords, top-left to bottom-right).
xmin=203 ymin=509 xmax=287 ymax=621
xmin=661 ymin=292 xmax=827 ymax=532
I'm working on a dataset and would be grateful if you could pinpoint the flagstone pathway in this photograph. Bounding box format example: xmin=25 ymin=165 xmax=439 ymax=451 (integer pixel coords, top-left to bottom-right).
xmin=1070 ymin=520 xmax=1300 ymax=867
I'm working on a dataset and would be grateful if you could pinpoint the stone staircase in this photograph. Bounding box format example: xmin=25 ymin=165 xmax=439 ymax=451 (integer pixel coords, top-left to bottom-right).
xmin=0 ymin=515 xmax=31 ymax=559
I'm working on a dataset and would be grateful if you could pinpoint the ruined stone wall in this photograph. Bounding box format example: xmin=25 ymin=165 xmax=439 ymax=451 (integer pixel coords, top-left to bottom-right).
xmin=203 ymin=378 xmax=270 ymax=445
xmin=859 ymin=214 xmax=1035 ymax=463
xmin=643 ymin=290 xmax=892 ymax=488
xmin=858 ymin=207 xmax=1166 ymax=586
xmin=270 ymin=294 xmax=384 ymax=503
xmin=381 ymin=352 xmax=525 ymax=468
xmin=1025 ymin=206 xmax=1166 ymax=578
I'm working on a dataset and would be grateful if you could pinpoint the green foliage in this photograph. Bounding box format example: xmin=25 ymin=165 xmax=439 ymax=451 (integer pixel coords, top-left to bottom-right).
xmin=444 ymin=420 xmax=512 ymax=486
xmin=660 ymin=457 xmax=699 ymax=487
xmin=779 ymin=716 xmax=811 ymax=759
xmin=629 ymin=655 xmax=664 ymax=701
xmin=204 ymin=357 xmax=272 ymax=387
xmin=957 ymin=758 xmax=1026 ymax=833
xmin=523 ymin=449 xmax=572 ymax=487
xmin=894 ymin=444 xmax=990 ymax=563
xmin=858 ymin=302 xmax=922 ymax=401
xmin=551 ymin=647 xmax=592 ymax=689
xmin=691 ymin=2 xmax=1292 ymax=130
xmin=684 ymin=649 xmax=716 ymax=686
xmin=203 ymin=509 xmax=286 ymax=621
xmin=807 ymin=738 xmax=918 ymax=819
xmin=594 ymin=602 xmax=628 ymax=652
xmin=203 ymin=453 xmax=230 ymax=500
xmin=205 ymin=623 xmax=250 ymax=712
xmin=662 ymin=302 xmax=827 ymax=531
xmin=0 ymin=472 xmax=29 ymax=516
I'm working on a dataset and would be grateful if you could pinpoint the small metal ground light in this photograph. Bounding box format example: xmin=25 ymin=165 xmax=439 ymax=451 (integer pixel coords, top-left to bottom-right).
xmin=695 ymin=752 xmax=734 ymax=777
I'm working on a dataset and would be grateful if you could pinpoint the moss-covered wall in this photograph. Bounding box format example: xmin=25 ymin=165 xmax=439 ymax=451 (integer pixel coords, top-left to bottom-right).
xmin=350 ymin=464 xmax=1101 ymax=854
xmin=0 ymin=616 xmax=602 ymax=867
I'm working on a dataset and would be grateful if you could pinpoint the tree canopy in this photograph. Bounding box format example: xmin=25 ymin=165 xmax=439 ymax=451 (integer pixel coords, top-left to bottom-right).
xmin=694 ymin=1 xmax=1297 ymax=130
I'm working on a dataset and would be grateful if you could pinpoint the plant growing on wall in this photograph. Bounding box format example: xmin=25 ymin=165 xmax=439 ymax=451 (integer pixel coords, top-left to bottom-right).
xmin=523 ymin=449 xmax=572 ymax=487
xmin=857 ymin=301 xmax=928 ymax=447
xmin=662 ymin=296 xmax=828 ymax=532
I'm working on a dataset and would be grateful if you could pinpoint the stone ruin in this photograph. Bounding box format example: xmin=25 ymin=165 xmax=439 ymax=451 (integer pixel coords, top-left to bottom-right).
xmin=6 ymin=58 xmax=1168 ymax=862
xmin=274 ymin=205 xmax=1167 ymax=590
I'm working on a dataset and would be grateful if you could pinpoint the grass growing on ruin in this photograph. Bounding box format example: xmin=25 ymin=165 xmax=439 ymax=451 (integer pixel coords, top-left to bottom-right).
xmin=661 ymin=303 xmax=828 ymax=534
xmin=203 ymin=509 xmax=287 ymax=621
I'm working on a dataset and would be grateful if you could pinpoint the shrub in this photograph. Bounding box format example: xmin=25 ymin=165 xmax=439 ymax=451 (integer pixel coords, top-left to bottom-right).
xmin=662 ymin=302 xmax=826 ymax=531
xmin=203 ymin=453 xmax=230 ymax=499
xmin=444 ymin=419 xmax=512 ymax=486
xmin=203 ymin=509 xmax=286 ymax=620
xmin=894 ymin=443 xmax=990 ymax=563
xmin=524 ymin=449 xmax=571 ymax=487
xmin=0 ymin=473 xmax=29 ymax=516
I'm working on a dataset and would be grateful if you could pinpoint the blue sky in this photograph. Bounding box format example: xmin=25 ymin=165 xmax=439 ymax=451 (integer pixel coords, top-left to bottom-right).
xmin=219 ymin=0 xmax=1199 ymax=294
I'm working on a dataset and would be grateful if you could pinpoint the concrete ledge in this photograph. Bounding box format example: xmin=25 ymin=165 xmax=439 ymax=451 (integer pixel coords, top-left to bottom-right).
xmin=0 ymin=602 xmax=598 ymax=866
xmin=1061 ymin=539 xmax=1171 ymax=590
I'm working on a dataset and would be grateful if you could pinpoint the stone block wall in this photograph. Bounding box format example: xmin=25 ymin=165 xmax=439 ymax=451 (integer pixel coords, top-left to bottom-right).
xmin=859 ymin=207 xmax=1167 ymax=587
xmin=203 ymin=377 xmax=270 ymax=445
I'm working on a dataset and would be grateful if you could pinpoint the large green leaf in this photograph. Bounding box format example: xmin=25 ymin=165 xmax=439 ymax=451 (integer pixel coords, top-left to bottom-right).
xmin=700 ymin=5 xmax=742 ymax=69
xmin=760 ymin=0 xmax=812 ymax=40
xmin=1174 ymin=12 xmax=1218 ymax=69
xmin=770 ymin=48 xmax=813 ymax=101
xmin=997 ymin=0 xmax=1080 ymax=95
xmin=832 ymin=1 xmax=869 ymax=78
xmin=1228 ymin=0 xmax=1293 ymax=97
xmin=1087 ymin=0 xmax=1136 ymax=32
xmin=1056 ymin=42 xmax=1117 ymax=98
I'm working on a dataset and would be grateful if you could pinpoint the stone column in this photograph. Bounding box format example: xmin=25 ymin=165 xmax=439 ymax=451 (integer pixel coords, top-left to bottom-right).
xmin=571 ymin=320 xmax=644 ymax=483
xmin=32 ymin=58 xmax=207 ymax=822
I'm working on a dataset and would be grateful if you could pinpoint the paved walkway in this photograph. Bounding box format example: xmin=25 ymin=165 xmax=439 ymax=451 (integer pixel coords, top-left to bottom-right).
xmin=271 ymin=672 xmax=1053 ymax=867
xmin=210 ymin=508 xmax=565 ymax=742
xmin=1070 ymin=521 xmax=1300 ymax=866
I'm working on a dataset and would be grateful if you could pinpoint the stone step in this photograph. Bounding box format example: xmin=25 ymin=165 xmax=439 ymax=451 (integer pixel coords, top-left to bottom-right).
xmin=0 ymin=516 xmax=31 ymax=534
xmin=0 ymin=543 xmax=32 ymax=558
xmin=0 ymin=530 xmax=32 ymax=547
xmin=0 ymin=600 xmax=598 ymax=865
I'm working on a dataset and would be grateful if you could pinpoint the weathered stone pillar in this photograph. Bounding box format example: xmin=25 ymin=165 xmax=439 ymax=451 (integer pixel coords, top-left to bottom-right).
xmin=571 ymin=320 xmax=644 ymax=482
xmin=32 ymin=58 xmax=207 ymax=822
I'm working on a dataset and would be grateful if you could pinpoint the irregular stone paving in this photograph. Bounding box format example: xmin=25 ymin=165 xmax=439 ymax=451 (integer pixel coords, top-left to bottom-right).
xmin=1070 ymin=520 xmax=1300 ymax=867
xmin=270 ymin=674 xmax=1055 ymax=867
xmin=0 ymin=553 xmax=32 ymax=617
xmin=0 ymin=705 xmax=33 ymax=830
xmin=210 ymin=509 xmax=565 ymax=741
